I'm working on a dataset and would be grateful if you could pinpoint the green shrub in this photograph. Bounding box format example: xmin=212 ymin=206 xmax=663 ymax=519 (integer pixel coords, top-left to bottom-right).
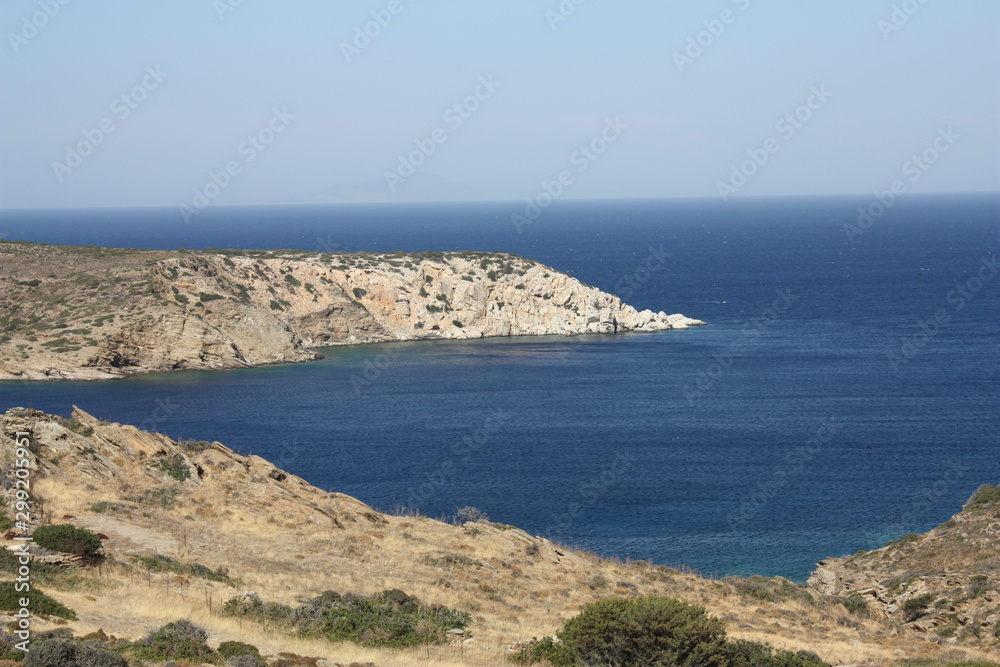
xmin=223 ymin=588 xmax=470 ymax=648
xmin=511 ymin=598 xmax=829 ymax=667
xmin=88 ymin=501 xmax=128 ymax=515
xmin=353 ymin=287 xmax=367 ymax=299
xmin=153 ymin=453 xmax=191 ymax=482
xmin=969 ymin=574 xmax=990 ymax=597
xmin=509 ymin=635 xmax=575 ymax=665
xmin=842 ymin=594 xmax=870 ymax=618
xmin=217 ymin=640 xmax=265 ymax=666
xmin=128 ymin=554 xmax=236 ymax=584
xmin=726 ymin=575 xmax=810 ymax=603
xmin=452 ymin=320 xmax=464 ymax=328
xmin=31 ymin=524 xmax=102 ymax=558
xmin=284 ymin=274 xmax=302 ymax=288
xmin=179 ymin=439 xmax=212 ymax=453
xmin=123 ymin=486 xmax=179 ymax=509
xmin=198 ymin=292 xmax=224 ymax=302
xmin=24 ymin=638 xmax=127 ymax=667
xmin=557 ymin=596 xmax=726 ymax=667
xmin=0 ymin=581 xmax=77 ymax=619
xmin=966 ymin=484 xmax=1000 ymax=509
xmin=0 ymin=512 xmax=13 ymax=533
xmin=903 ymin=592 xmax=936 ymax=621
xmin=131 ymin=619 xmax=215 ymax=662
xmin=721 ymin=639 xmax=826 ymax=667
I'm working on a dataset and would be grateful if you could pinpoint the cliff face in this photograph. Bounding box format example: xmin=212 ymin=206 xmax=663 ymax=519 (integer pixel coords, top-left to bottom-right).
xmin=807 ymin=485 xmax=1000 ymax=646
xmin=0 ymin=243 xmax=703 ymax=380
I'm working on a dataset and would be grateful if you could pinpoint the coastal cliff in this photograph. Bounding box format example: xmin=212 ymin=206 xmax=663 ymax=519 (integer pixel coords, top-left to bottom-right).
xmin=0 ymin=242 xmax=703 ymax=380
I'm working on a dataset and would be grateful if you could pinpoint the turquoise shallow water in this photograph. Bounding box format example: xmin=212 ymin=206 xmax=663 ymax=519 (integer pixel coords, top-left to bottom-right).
xmin=1 ymin=194 xmax=998 ymax=581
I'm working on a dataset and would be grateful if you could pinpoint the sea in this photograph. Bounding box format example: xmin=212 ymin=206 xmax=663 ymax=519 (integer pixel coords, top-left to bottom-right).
xmin=1 ymin=194 xmax=997 ymax=582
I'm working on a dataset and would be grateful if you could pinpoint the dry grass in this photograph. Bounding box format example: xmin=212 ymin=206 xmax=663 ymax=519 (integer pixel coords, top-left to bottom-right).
xmin=6 ymin=408 xmax=1000 ymax=665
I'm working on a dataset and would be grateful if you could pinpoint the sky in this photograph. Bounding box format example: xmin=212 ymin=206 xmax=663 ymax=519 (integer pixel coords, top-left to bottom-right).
xmin=1 ymin=0 xmax=998 ymax=209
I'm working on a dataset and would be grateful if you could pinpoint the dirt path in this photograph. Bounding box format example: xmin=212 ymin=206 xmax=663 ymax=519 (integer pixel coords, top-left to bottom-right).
xmin=78 ymin=514 xmax=180 ymax=555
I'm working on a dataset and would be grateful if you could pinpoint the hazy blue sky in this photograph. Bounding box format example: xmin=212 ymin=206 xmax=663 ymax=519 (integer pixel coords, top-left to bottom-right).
xmin=1 ymin=1 xmax=998 ymax=208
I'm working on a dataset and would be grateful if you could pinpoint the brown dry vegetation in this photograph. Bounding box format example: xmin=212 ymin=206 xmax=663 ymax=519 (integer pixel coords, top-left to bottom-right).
xmin=1 ymin=406 xmax=998 ymax=665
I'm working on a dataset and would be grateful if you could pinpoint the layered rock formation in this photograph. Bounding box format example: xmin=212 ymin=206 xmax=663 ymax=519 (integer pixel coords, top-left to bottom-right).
xmin=0 ymin=243 xmax=703 ymax=380
xmin=807 ymin=485 xmax=1000 ymax=646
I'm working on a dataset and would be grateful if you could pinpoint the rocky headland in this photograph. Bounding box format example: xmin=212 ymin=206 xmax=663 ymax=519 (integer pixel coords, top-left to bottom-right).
xmin=0 ymin=241 xmax=703 ymax=380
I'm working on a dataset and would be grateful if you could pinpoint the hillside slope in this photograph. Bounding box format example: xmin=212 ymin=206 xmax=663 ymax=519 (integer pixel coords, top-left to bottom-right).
xmin=0 ymin=242 xmax=703 ymax=380
xmin=1 ymin=407 xmax=997 ymax=664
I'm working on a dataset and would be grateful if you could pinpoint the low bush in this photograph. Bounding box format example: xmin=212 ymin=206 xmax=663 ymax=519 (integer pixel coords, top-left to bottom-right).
xmin=511 ymin=597 xmax=828 ymax=667
xmin=842 ymin=594 xmax=871 ymax=618
xmin=128 ymin=553 xmax=236 ymax=585
xmin=24 ymin=638 xmax=127 ymax=667
xmin=223 ymin=588 xmax=471 ymax=648
xmin=454 ymin=506 xmax=489 ymax=523
xmin=0 ymin=581 xmax=77 ymax=619
xmin=218 ymin=640 xmax=266 ymax=666
xmin=131 ymin=619 xmax=215 ymax=662
xmin=31 ymin=524 xmax=102 ymax=558
xmin=903 ymin=592 xmax=937 ymax=621
xmin=966 ymin=483 xmax=1000 ymax=509
xmin=153 ymin=453 xmax=191 ymax=482
xmin=726 ymin=575 xmax=811 ymax=603
xmin=722 ymin=640 xmax=827 ymax=667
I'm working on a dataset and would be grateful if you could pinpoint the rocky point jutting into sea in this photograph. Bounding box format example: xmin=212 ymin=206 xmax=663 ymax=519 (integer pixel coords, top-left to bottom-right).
xmin=0 ymin=241 xmax=703 ymax=381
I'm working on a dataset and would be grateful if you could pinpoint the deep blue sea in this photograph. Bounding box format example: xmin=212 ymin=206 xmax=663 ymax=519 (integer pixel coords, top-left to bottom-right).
xmin=1 ymin=195 xmax=998 ymax=581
